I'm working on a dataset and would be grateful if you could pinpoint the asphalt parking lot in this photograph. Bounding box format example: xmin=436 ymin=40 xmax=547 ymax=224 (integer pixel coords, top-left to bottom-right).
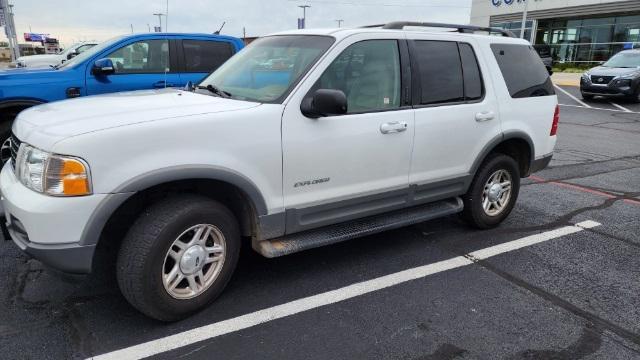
xmin=0 ymin=84 xmax=639 ymax=360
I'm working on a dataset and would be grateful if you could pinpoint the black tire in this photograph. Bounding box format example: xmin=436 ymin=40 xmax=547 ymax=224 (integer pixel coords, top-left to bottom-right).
xmin=627 ymin=86 xmax=640 ymax=103
xmin=0 ymin=112 xmax=15 ymax=164
xmin=581 ymin=92 xmax=594 ymax=101
xmin=116 ymin=195 xmax=241 ymax=321
xmin=461 ymin=153 xmax=520 ymax=229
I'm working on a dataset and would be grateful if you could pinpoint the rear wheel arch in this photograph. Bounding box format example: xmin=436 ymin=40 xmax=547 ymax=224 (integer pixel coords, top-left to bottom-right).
xmin=471 ymin=132 xmax=534 ymax=180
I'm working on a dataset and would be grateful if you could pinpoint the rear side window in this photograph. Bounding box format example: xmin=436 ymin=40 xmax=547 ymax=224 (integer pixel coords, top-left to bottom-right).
xmin=459 ymin=43 xmax=483 ymax=101
xmin=183 ymin=40 xmax=234 ymax=73
xmin=413 ymin=41 xmax=464 ymax=105
xmin=491 ymin=43 xmax=554 ymax=98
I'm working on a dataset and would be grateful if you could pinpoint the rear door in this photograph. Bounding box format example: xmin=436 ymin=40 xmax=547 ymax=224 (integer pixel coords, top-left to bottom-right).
xmin=177 ymin=39 xmax=236 ymax=86
xmin=408 ymin=36 xmax=502 ymax=201
xmin=85 ymin=38 xmax=181 ymax=95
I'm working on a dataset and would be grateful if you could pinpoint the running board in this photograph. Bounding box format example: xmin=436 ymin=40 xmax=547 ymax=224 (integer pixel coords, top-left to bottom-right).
xmin=256 ymin=197 xmax=463 ymax=258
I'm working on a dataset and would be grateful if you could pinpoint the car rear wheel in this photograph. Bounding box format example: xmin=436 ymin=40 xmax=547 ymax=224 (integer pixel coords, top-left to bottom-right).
xmin=462 ymin=153 xmax=520 ymax=229
xmin=116 ymin=195 xmax=241 ymax=321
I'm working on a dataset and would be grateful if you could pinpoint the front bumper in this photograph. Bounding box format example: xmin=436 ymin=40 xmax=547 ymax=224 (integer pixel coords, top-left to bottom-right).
xmin=0 ymin=163 xmax=108 ymax=274
xmin=580 ymin=78 xmax=635 ymax=97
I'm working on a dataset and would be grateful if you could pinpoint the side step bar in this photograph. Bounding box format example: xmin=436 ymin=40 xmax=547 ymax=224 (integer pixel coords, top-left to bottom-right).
xmin=256 ymin=197 xmax=463 ymax=258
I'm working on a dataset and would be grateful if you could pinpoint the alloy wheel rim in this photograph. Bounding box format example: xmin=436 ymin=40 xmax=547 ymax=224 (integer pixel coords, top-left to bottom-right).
xmin=0 ymin=138 xmax=12 ymax=164
xmin=481 ymin=169 xmax=512 ymax=217
xmin=162 ymin=224 xmax=226 ymax=300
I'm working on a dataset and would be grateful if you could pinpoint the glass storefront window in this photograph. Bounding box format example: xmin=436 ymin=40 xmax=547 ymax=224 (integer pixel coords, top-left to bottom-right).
xmin=529 ymin=13 xmax=640 ymax=65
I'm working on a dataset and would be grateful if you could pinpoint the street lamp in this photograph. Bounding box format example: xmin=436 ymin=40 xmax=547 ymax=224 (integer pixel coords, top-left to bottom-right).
xmin=153 ymin=12 xmax=165 ymax=32
xmin=335 ymin=19 xmax=344 ymax=28
xmin=298 ymin=5 xmax=310 ymax=29
xmin=520 ymin=0 xmax=530 ymax=40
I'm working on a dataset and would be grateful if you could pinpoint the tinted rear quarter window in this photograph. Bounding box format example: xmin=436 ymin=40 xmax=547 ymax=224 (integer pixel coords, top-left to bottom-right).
xmin=459 ymin=43 xmax=483 ymax=101
xmin=413 ymin=40 xmax=464 ymax=105
xmin=183 ymin=40 xmax=234 ymax=72
xmin=491 ymin=43 xmax=554 ymax=98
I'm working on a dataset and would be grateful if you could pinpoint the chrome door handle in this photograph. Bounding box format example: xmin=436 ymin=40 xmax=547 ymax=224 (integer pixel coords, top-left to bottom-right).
xmin=475 ymin=111 xmax=495 ymax=122
xmin=380 ymin=121 xmax=408 ymax=134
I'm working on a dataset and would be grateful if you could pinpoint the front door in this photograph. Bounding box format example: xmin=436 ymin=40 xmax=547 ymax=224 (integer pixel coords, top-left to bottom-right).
xmin=86 ymin=39 xmax=181 ymax=95
xmin=282 ymin=37 xmax=414 ymax=233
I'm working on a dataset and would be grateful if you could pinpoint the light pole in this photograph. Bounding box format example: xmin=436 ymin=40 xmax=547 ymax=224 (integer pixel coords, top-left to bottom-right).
xmin=335 ymin=19 xmax=344 ymax=28
xmin=520 ymin=0 xmax=529 ymax=40
xmin=1 ymin=0 xmax=20 ymax=61
xmin=153 ymin=12 xmax=165 ymax=32
xmin=298 ymin=5 xmax=310 ymax=29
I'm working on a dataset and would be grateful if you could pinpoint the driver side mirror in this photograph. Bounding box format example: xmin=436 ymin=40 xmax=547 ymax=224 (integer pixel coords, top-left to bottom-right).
xmin=67 ymin=51 xmax=79 ymax=60
xmin=92 ymin=58 xmax=115 ymax=76
xmin=301 ymin=89 xmax=348 ymax=118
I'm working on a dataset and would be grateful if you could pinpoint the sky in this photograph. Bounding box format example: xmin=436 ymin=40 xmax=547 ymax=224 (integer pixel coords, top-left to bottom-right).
xmin=4 ymin=0 xmax=472 ymax=47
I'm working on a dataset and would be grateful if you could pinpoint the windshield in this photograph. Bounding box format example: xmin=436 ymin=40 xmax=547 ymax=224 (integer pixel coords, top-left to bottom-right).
xmin=603 ymin=51 xmax=640 ymax=68
xmin=57 ymin=36 xmax=123 ymax=69
xmin=198 ymin=35 xmax=335 ymax=103
xmin=58 ymin=43 xmax=80 ymax=57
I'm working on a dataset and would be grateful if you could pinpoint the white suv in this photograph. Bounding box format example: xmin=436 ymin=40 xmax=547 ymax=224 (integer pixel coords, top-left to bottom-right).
xmin=1 ymin=23 xmax=558 ymax=321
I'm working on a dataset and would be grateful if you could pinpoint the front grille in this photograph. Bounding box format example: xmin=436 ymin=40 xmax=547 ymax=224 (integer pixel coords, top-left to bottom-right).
xmin=590 ymin=75 xmax=615 ymax=85
xmin=10 ymin=133 xmax=21 ymax=171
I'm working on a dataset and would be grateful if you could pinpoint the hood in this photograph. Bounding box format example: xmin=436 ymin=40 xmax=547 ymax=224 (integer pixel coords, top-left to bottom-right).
xmin=18 ymin=54 xmax=61 ymax=62
xmin=588 ymin=66 xmax=640 ymax=77
xmin=0 ymin=66 xmax=74 ymax=90
xmin=14 ymin=88 xmax=261 ymax=150
xmin=17 ymin=54 xmax=62 ymax=68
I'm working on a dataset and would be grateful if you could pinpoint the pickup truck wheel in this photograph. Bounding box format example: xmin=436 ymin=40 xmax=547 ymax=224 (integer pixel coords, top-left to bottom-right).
xmin=462 ymin=154 xmax=520 ymax=229
xmin=0 ymin=113 xmax=14 ymax=164
xmin=116 ymin=195 xmax=240 ymax=322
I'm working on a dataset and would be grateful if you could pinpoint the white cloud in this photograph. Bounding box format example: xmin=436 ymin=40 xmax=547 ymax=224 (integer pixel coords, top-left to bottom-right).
xmin=4 ymin=0 xmax=471 ymax=47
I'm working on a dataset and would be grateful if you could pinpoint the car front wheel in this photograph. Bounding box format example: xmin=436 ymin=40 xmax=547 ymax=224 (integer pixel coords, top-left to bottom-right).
xmin=116 ymin=195 xmax=241 ymax=321
xmin=462 ymin=154 xmax=520 ymax=229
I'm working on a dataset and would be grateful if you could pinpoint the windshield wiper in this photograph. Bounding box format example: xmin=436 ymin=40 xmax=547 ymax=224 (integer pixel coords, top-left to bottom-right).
xmin=197 ymin=84 xmax=232 ymax=99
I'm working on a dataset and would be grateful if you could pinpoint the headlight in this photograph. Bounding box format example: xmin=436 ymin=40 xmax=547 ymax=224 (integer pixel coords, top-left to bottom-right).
xmin=613 ymin=78 xmax=632 ymax=87
xmin=15 ymin=144 xmax=92 ymax=196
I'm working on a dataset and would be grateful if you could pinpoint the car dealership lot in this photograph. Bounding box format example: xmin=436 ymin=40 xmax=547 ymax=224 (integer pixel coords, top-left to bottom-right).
xmin=1 ymin=85 xmax=639 ymax=359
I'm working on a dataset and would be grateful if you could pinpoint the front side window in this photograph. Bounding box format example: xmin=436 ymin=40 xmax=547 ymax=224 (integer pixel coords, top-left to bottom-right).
xmin=199 ymin=35 xmax=335 ymax=103
xmin=182 ymin=40 xmax=234 ymax=72
xmin=106 ymin=39 xmax=170 ymax=74
xmin=311 ymin=40 xmax=401 ymax=113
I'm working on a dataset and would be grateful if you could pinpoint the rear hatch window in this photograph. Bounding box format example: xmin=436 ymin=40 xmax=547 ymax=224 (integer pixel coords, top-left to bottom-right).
xmin=491 ymin=43 xmax=554 ymax=98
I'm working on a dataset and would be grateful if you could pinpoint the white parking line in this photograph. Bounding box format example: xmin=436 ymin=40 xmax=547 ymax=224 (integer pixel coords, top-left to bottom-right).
xmin=609 ymin=101 xmax=632 ymax=113
xmin=90 ymin=220 xmax=601 ymax=360
xmin=554 ymin=85 xmax=592 ymax=108
xmin=559 ymin=103 xmax=640 ymax=114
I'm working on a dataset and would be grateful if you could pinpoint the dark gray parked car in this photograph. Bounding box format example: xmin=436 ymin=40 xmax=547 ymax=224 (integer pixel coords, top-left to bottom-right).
xmin=580 ymin=49 xmax=640 ymax=102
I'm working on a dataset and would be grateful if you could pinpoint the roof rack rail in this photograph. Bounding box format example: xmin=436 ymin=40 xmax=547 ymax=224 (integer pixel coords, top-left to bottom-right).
xmin=362 ymin=22 xmax=516 ymax=38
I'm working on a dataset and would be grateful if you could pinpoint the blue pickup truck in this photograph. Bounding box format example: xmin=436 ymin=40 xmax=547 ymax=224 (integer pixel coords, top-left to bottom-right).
xmin=0 ymin=32 xmax=244 ymax=159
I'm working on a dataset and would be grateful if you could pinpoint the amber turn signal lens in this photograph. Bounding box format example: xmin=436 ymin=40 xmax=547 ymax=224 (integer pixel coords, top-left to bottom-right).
xmin=45 ymin=156 xmax=92 ymax=196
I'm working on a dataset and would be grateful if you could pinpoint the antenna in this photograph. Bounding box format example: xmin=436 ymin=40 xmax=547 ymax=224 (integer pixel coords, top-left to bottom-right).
xmin=214 ymin=22 xmax=226 ymax=35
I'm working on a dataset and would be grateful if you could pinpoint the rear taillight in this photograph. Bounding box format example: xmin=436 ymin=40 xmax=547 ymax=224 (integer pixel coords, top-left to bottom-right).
xmin=550 ymin=105 xmax=560 ymax=136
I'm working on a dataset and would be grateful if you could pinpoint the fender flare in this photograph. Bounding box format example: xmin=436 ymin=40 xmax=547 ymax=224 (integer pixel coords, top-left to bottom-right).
xmin=469 ymin=131 xmax=535 ymax=179
xmin=0 ymin=99 xmax=46 ymax=121
xmin=0 ymin=99 xmax=46 ymax=110
xmin=79 ymin=165 xmax=269 ymax=247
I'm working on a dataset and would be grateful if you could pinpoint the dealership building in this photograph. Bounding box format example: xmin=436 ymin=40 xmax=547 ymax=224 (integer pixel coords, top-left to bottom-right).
xmin=471 ymin=0 xmax=640 ymax=65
